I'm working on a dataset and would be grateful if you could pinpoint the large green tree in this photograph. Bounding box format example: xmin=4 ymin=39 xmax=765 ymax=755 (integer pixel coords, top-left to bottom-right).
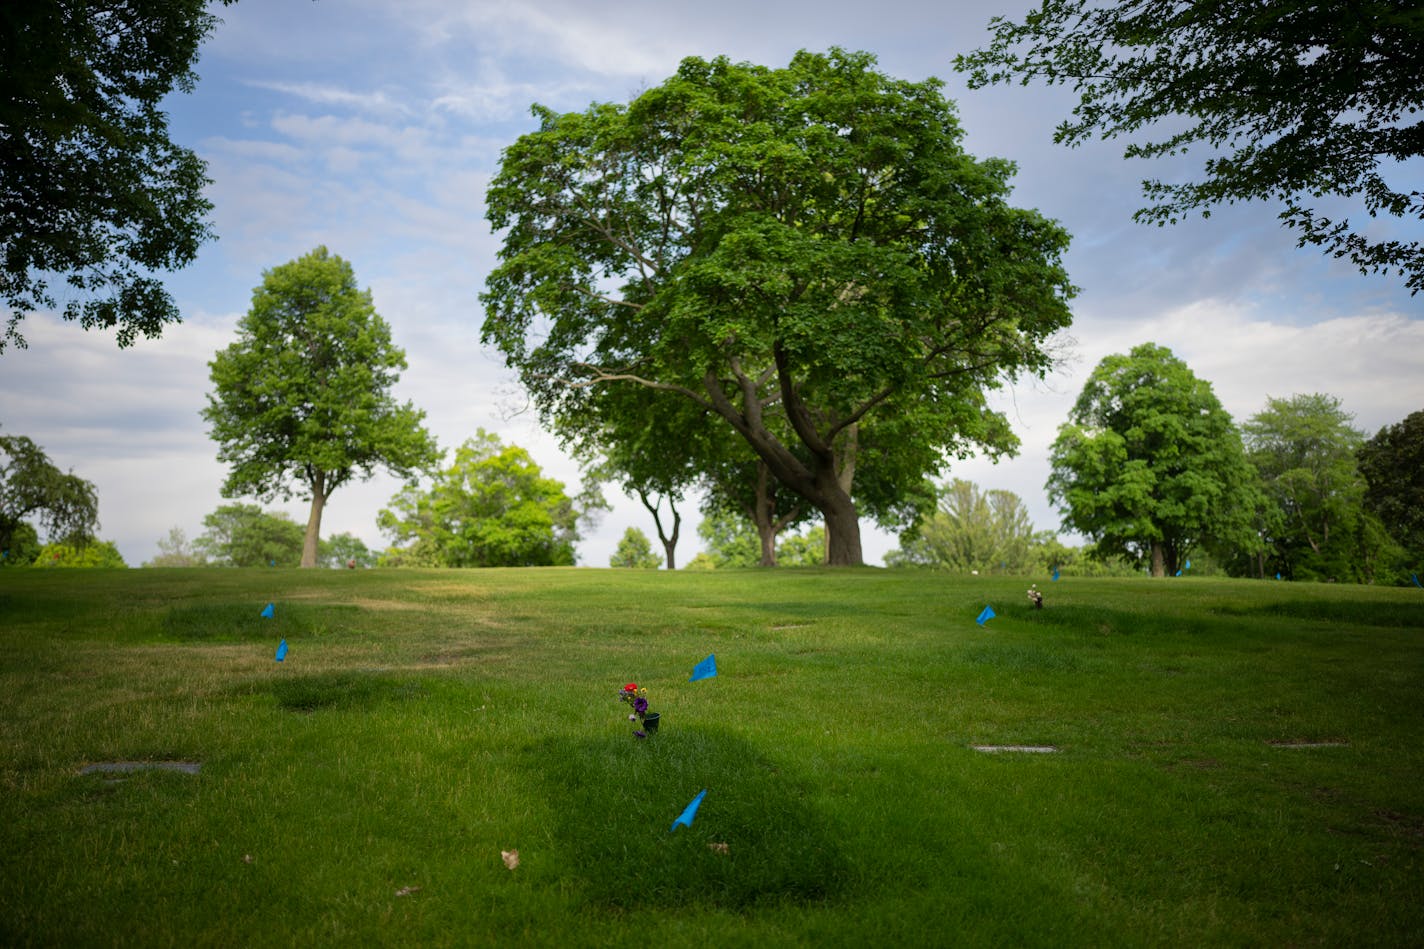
xmin=1243 ymin=393 xmax=1378 ymax=581
xmin=956 ymin=1 xmax=1424 ymax=293
xmin=1 ymin=0 xmax=235 ymax=351
xmin=482 ymin=49 xmax=1075 ymax=566
xmin=203 ymin=247 xmax=439 ymax=567
xmin=1047 ymin=343 xmax=1261 ymax=577
xmin=193 ymin=503 xmax=304 ymax=568
xmin=1358 ymin=409 xmax=1424 ymax=574
xmin=887 ymin=478 xmax=1044 ymax=573
xmin=0 ymin=431 xmax=99 ymax=556
xmin=378 ymin=431 xmax=585 ymax=568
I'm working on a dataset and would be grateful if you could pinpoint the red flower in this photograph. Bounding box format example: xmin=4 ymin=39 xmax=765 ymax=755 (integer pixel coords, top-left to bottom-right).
xmin=623 ymin=683 xmax=638 ymax=692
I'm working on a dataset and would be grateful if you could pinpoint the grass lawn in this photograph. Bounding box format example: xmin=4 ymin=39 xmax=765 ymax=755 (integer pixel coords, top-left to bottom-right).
xmin=1 ymin=567 xmax=1421 ymax=946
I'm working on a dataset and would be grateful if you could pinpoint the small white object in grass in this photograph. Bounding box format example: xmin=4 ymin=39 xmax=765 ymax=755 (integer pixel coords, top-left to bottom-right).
xmin=971 ymin=570 xmax=979 ymax=576
xmin=971 ymin=745 xmax=1059 ymax=753
xmin=708 ymin=842 xmax=729 ymax=854
xmin=501 ymin=849 xmax=520 ymax=870
xmin=395 ymin=885 xmax=421 ymax=897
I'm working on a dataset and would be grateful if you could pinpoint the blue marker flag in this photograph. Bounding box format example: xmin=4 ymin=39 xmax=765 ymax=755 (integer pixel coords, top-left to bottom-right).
xmin=1412 ymin=573 xmax=1423 ymax=589
xmin=975 ymin=605 xmax=995 ymax=626
xmin=1051 ymin=567 xmax=1060 ymax=582
xmin=260 ymin=603 xmax=275 ymax=619
xmin=1185 ymin=560 xmax=1192 ymax=570
xmin=1276 ymin=572 xmax=1282 ymax=580
xmin=690 ymin=653 xmax=717 ymax=682
xmin=275 ymin=639 xmax=288 ymax=662
xmin=1174 ymin=569 xmax=1182 ymax=577
xmin=671 ymin=789 xmax=707 ymax=831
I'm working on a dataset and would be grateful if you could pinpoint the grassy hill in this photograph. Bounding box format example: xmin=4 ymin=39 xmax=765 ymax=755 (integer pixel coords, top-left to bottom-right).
xmin=2 ymin=567 xmax=1420 ymax=946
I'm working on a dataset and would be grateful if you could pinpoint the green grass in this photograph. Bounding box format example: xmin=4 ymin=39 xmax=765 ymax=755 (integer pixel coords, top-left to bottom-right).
xmin=1 ymin=567 xmax=1421 ymax=946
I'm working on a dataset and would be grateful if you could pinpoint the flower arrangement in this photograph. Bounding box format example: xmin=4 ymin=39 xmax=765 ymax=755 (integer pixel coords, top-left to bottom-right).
xmin=1026 ymin=585 xmax=1044 ymax=609
xmin=619 ymin=682 xmax=657 ymax=737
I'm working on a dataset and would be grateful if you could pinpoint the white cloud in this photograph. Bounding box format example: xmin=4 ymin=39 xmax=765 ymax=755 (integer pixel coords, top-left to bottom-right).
xmin=242 ymin=79 xmax=411 ymax=116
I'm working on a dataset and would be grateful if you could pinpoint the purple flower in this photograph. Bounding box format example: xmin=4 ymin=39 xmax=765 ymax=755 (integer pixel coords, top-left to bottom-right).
xmin=634 ymin=697 xmax=648 ymax=714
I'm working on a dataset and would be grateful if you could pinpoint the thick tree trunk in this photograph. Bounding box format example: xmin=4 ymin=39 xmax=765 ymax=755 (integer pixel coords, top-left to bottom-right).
xmin=822 ymin=490 xmax=863 ymax=566
xmin=1150 ymin=540 xmax=1165 ymax=578
xmin=301 ymin=470 xmax=327 ymax=568
xmin=756 ymin=523 xmax=777 ymax=567
xmin=699 ymin=359 xmax=865 ymax=566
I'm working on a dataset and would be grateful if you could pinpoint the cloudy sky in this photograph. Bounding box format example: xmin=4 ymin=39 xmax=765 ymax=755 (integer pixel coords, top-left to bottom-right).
xmin=3 ymin=0 xmax=1421 ymax=567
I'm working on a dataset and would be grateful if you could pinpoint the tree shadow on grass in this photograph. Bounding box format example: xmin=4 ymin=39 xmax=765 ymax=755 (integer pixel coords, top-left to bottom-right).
xmin=523 ymin=725 xmax=850 ymax=910
xmin=266 ymin=671 xmax=427 ymax=713
xmin=160 ymin=602 xmax=363 ymax=643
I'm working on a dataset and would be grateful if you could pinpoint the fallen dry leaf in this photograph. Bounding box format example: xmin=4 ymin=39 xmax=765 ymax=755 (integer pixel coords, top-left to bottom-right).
xmin=501 ymin=849 xmax=520 ymax=870
xmin=708 ymin=842 xmax=729 ymax=855
xmin=395 ymin=885 xmax=421 ymax=897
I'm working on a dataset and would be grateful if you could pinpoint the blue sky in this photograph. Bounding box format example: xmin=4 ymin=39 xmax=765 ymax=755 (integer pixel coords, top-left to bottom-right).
xmin=3 ymin=0 xmax=1421 ymax=567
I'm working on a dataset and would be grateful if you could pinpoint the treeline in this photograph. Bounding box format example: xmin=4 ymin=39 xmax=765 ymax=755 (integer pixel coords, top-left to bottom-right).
xmin=1039 ymin=344 xmax=1419 ymax=584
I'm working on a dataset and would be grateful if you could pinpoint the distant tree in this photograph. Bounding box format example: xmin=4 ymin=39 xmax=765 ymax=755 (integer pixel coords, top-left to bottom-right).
xmin=701 ymin=455 xmax=814 ymax=568
xmin=1358 ymin=409 xmax=1424 ymax=560
xmin=34 ymin=539 xmax=126 ymax=568
xmin=378 ymin=431 xmax=585 ymax=568
xmin=203 ymin=247 xmax=440 ymax=567
xmin=572 ymin=386 xmax=709 ymax=571
xmin=194 ymin=503 xmax=304 ymax=568
xmin=956 ymin=1 xmax=1424 ymax=293
xmin=481 ymin=49 xmax=1076 ymax=565
xmin=682 ymin=551 xmax=718 ymax=571
xmin=776 ymin=525 xmax=826 ymax=567
xmin=696 ymin=508 xmax=762 ymax=569
xmin=318 ymin=532 xmax=377 ymax=569
xmin=1025 ymin=536 xmax=1141 ymax=579
xmin=1 ymin=0 xmax=236 ymax=351
xmin=887 ymin=479 xmax=1043 ymax=573
xmin=610 ymin=527 xmax=663 ymax=569
xmin=144 ymin=526 xmax=206 ymax=567
xmin=1 ymin=431 xmax=99 ymax=555
xmin=1047 ymin=343 xmax=1261 ymax=577
xmin=1243 ymin=393 xmax=1380 ymax=581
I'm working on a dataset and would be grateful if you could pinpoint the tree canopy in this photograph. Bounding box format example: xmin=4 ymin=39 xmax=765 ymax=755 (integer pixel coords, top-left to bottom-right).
xmin=1242 ymin=393 xmax=1377 ymax=581
xmin=378 ymin=431 xmax=585 ymax=568
xmin=203 ymin=247 xmax=439 ymax=567
xmin=955 ymin=0 xmax=1424 ymax=293
xmin=482 ymin=49 xmax=1075 ymax=565
xmin=1 ymin=430 xmax=99 ymax=556
xmin=1358 ymin=408 xmax=1424 ymax=561
xmin=1047 ymin=342 xmax=1261 ymax=577
xmin=1 ymin=0 xmax=234 ymax=351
